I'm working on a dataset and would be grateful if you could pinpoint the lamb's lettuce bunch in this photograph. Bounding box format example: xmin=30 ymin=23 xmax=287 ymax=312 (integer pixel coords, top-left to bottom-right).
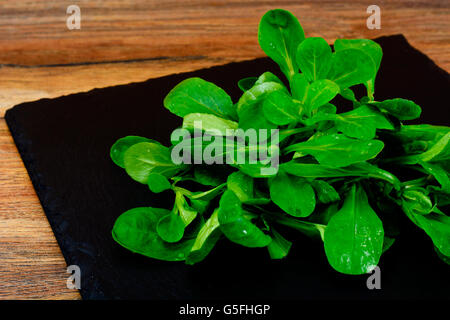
xmin=110 ymin=9 xmax=450 ymax=274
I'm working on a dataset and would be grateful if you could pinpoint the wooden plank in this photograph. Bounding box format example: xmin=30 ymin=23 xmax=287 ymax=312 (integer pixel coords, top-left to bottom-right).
xmin=0 ymin=119 xmax=80 ymax=299
xmin=0 ymin=0 xmax=449 ymax=115
xmin=0 ymin=56 xmax=225 ymax=116
xmin=0 ymin=0 xmax=448 ymax=299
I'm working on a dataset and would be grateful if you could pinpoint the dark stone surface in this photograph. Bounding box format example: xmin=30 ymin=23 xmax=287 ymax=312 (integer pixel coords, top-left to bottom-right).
xmin=5 ymin=35 xmax=450 ymax=300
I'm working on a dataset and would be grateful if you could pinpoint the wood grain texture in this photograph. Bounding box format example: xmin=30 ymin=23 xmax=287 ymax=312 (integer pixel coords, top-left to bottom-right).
xmin=0 ymin=0 xmax=449 ymax=115
xmin=0 ymin=0 xmax=448 ymax=299
xmin=0 ymin=119 xmax=80 ymax=299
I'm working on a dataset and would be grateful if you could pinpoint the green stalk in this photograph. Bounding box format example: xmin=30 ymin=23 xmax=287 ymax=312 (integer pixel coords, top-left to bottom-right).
xmin=263 ymin=213 xmax=326 ymax=240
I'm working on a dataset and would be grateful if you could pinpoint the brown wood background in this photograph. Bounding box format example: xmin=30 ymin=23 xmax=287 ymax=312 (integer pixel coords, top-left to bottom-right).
xmin=0 ymin=0 xmax=448 ymax=299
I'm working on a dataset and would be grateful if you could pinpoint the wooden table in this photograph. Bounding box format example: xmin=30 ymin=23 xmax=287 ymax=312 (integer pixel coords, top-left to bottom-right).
xmin=0 ymin=0 xmax=448 ymax=300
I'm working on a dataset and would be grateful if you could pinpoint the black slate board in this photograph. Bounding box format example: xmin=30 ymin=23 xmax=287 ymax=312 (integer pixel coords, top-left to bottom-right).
xmin=5 ymin=35 xmax=450 ymax=300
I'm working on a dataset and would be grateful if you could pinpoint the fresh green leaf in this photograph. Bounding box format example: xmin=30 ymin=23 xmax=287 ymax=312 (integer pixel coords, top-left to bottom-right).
xmin=267 ymin=228 xmax=292 ymax=259
xmin=390 ymin=124 xmax=449 ymax=143
xmin=112 ymin=207 xmax=194 ymax=261
xmin=193 ymin=166 xmax=229 ymax=187
xmin=404 ymin=210 xmax=450 ymax=257
xmin=371 ymin=98 xmax=421 ymax=120
xmin=281 ymin=161 xmax=400 ymax=188
xmin=175 ymin=192 xmax=198 ymax=226
xmin=237 ymin=161 xmax=279 ymax=178
xmin=110 ymin=9 xmax=450 ymax=273
xmin=334 ymin=39 xmax=382 ymax=99
xmin=186 ymin=209 xmax=222 ymax=264
xmin=328 ymin=48 xmax=376 ymax=89
xmin=148 ymin=173 xmax=171 ymax=193
xmin=399 ymin=132 xmax=450 ymax=164
xmin=164 ymin=77 xmax=236 ymax=120
xmin=334 ymin=104 xmax=394 ymax=140
xmin=156 ymin=213 xmax=185 ymax=243
xmin=227 ymin=171 xmax=254 ymax=203
xmin=123 ymin=142 xmax=183 ymax=184
xmin=110 ymin=136 xmax=155 ymax=168
xmin=340 ymin=88 xmax=358 ymax=103
xmin=309 ymin=203 xmax=339 ymax=225
xmin=311 ymin=180 xmax=340 ymax=204
xmin=236 ymin=81 xmax=286 ymax=113
xmin=262 ymin=90 xmax=301 ymax=125
xmin=186 ymin=183 xmax=226 ymax=202
xmin=285 ymin=134 xmax=384 ymax=167
xmin=402 ymin=188 xmax=433 ymax=215
xmin=258 ymin=9 xmax=305 ymax=81
xmin=254 ymin=72 xmax=284 ymax=86
xmin=269 ymin=172 xmax=316 ymax=217
xmin=324 ymin=184 xmax=384 ymax=274
xmin=218 ymin=190 xmax=272 ymax=247
xmin=419 ymin=133 xmax=450 ymax=162
xmin=296 ymin=37 xmax=332 ymax=81
xmin=291 ymin=73 xmax=309 ymax=101
xmin=303 ymin=79 xmax=340 ymax=114
xmin=334 ymin=39 xmax=382 ymax=72
xmin=189 ymin=198 xmax=209 ymax=214
xmin=238 ymin=99 xmax=278 ymax=130
xmin=419 ymin=161 xmax=450 ymax=193
xmin=182 ymin=113 xmax=238 ymax=135
xmin=238 ymin=77 xmax=258 ymax=92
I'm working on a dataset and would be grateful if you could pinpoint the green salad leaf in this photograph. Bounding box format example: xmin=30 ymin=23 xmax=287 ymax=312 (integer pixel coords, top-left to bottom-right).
xmin=109 ymin=9 xmax=450 ymax=274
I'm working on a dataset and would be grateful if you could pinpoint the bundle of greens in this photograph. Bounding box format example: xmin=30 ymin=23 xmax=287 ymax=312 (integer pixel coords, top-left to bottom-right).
xmin=110 ymin=9 xmax=450 ymax=274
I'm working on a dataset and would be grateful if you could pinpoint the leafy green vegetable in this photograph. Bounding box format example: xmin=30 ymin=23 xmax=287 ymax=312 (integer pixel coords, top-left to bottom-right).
xmin=156 ymin=213 xmax=185 ymax=243
xmin=258 ymin=9 xmax=305 ymax=81
xmin=333 ymin=105 xmax=394 ymax=140
xmin=110 ymin=9 xmax=449 ymax=274
xmin=186 ymin=209 xmax=222 ymax=264
xmin=324 ymin=184 xmax=384 ymax=274
xmin=110 ymin=136 xmax=156 ymax=168
xmin=193 ymin=166 xmax=229 ymax=186
xmin=254 ymin=72 xmax=284 ymax=86
xmin=226 ymin=171 xmax=254 ymax=203
xmin=218 ymin=190 xmax=272 ymax=247
xmin=285 ymin=134 xmax=384 ymax=167
xmin=123 ymin=142 xmax=184 ymax=184
xmin=267 ymin=228 xmax=292 ymax=259
xmin=281 ymin=161 xmax=400 ymax=188
xmin=164 ymin=77 xmax=236 ymax=120
xmin=302 ymin=80 xmax=340 ymax=116
xmin=269 ymin=172 xmax=315 ymax=217
xmin=404 ymin=209 xmax=450 ymax=256
xmin=238 ymin=77 xmax=258 ymax=92
xmin=296 ymin=37 xmax=332 ymax=82
xmin=402 ymin=188 xmax=433 ymax=215
xmin=328 ymin=48 xmax=376 ymax=90
xmin=334 ymin=39 xmax=382 ymax=99
xmin=182 ymin=113 xmax=238 ymax=135
xmin=238 ymin=100 xmax=278 ymax=131
xmin=262 ymin=90 xmax=300 ymax=125
xmin=419 ymin=161 xmax=450 ymax=193
xmin=291 ymin=73 xmax=309 ymax=100
xmin=112 ymin=207 xmax=194 ymax=261
xmin=147 ymin=173 xmax=171 ymax=193
xmin=237 ymin=81 xmax=286 ymax=114
xmin=371 ymin=98 xmax=421 ymax=120
xmin=174 ymin=191 xmax=199 ymax=226
xmin=311 ymin=180 xmax=340 ymax=204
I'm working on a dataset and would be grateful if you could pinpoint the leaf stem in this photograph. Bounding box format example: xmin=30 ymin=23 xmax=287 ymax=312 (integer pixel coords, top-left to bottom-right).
xmin=279 ymin=125 xmax=315 ymax=141
xmin=262 ymin=212 xmax=326 ymax=240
